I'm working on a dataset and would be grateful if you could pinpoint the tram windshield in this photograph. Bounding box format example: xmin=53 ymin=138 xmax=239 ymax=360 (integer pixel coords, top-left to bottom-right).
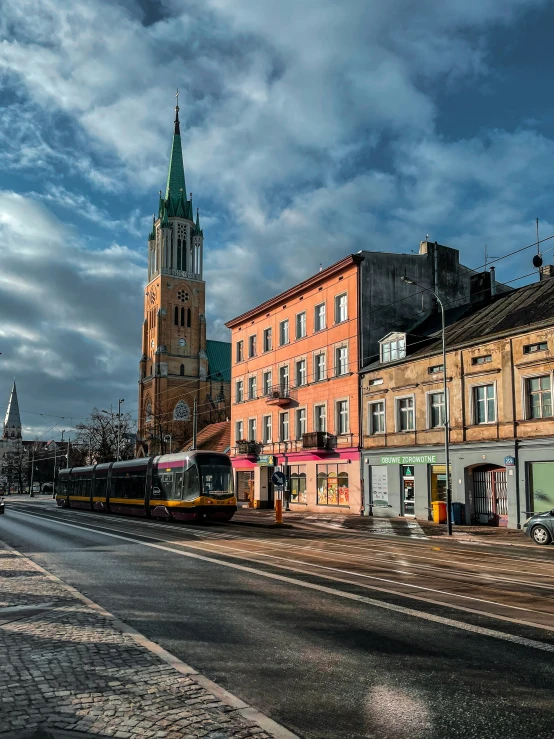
xmin=197 ymin=457 xmax=233 ymax=497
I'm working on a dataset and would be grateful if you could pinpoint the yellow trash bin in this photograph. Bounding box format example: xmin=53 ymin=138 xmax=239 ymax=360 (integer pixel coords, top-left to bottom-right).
xmin=432 ymin=500 xmax=447 ymax=524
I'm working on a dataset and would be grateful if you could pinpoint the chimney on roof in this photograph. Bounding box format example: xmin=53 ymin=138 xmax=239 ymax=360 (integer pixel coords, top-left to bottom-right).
xmin=539 ymin=265 xmax=554 ymax=281
xmin=490 ymin=266 xmax=496 ymax=296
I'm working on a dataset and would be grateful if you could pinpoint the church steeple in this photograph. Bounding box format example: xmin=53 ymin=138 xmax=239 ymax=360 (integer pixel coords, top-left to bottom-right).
xmin=3 ymin=381 xmax=22 ymax=440
xmin=165 ymin=90 xmax=186 ymax=201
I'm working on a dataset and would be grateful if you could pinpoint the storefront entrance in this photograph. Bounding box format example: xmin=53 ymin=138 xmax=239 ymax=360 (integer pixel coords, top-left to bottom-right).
xmin=401 ymin=466 xmax=415 ymax=516
xmin=473 ymin=466 xmax=508 ymax=526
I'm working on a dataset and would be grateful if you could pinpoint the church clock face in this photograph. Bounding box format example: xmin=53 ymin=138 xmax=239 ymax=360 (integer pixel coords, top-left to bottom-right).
xmin=178 ymin=338 xmax=186 ymax=347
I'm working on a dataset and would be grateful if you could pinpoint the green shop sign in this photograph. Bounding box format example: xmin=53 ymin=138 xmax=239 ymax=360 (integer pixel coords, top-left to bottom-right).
xmin=257 ymin=455 xmax=276 ymax=467
xmin=380 ymin=454 xmax=437 ymax=465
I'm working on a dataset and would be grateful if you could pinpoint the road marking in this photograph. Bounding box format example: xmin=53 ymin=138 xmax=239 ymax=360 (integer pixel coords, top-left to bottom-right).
xmin=0 ymin=538 xmax=299 ymax=739
xmin=6 ymin=509 xmax=554 ymax=652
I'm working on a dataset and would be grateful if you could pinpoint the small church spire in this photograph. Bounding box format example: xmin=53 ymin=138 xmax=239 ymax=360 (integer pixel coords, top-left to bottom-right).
xmin=165 ymin=93 xmax=186 ymax=201
xmin=3 ymin=380 xmax=22 ymax=440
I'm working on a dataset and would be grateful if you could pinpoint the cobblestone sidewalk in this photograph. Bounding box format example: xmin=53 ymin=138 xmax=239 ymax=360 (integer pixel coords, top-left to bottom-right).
xmin=0 ymin=545 xmax=287 ymax=739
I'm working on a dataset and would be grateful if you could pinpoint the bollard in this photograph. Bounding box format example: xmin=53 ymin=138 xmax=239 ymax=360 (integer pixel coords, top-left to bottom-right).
xmin=275 ymin=488 xmax=283 ymax=525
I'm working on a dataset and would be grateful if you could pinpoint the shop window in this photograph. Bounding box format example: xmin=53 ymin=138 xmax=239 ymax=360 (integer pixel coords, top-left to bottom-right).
xmin=236 ymin=470 xmax=254 ymax=503
xmin=528 ymin=462 xmax=554 ymax=512
xmin=289 ymin=466 xmax=307 ymax=504
xmin=526 ymin=376 xmax=552 ymax=419
xmin=368 ymin=401 xmax=385 ymax=434
xmin=473 ymin=384 xmax=496 ymax=424
xmin=317 ymin=464 xmax=349 ymax=506
xmin=430 ymin=464 xmax=449 ymax=503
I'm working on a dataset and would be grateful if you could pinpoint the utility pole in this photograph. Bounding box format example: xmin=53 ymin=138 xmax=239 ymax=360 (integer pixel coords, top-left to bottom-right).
xmin=192 ymin=397 xmax=198 ymax=450
xmin=29 ymin=446 xmax=35 ymax=497
xmin=53 ymin=441 xmax=57 ymax=498
xmin=66 ymin=437 xmax=70 ymax=468
xmin=117 ymin=398 xmax=124 ymax=462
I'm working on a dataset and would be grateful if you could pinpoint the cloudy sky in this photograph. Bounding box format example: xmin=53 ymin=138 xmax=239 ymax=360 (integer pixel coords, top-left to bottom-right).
xmin=1 ymin=0 xmax=554 ymax=439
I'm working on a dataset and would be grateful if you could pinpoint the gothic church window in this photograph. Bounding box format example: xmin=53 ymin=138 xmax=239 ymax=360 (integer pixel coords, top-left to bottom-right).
xmin=173 ymin=400 xmax=190 ymax=421
xmin=174 ymin=306 xmax=179 ymax=325
xmin=180 ymin=364 xmax=185 ymax=376
xmin=187 ymin=308 xmax=191 ymax=327
xmin=181 ymin=307 xmax=185 ymax=326
xmin=145 ymin=399 xmax=153 ymax=423
xmin=177 ymin=290 xmax=188 ymax=302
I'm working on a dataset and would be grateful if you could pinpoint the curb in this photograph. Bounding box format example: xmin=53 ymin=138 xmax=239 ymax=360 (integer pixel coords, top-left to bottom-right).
xmin=228 ymin=520 xmax=294 ymax=529
xmin=0 ymin=538 xmax=300 ymax=739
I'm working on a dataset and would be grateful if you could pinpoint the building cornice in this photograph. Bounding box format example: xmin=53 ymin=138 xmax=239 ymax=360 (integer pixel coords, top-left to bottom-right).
xmin=225 ymin=254 xmax=364 ymax=328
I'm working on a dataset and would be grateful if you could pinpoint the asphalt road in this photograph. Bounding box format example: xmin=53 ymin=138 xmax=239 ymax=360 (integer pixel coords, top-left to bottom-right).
xmin=2 ymin=499 xmax=554 ymax=739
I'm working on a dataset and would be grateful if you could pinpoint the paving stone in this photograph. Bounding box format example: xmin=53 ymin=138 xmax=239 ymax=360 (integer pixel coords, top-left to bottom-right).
xmin=0 ymin=547 xmax=274 ymax=739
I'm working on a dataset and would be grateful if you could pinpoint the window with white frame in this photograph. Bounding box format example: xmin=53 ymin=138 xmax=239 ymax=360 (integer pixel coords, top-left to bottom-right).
xmin=279 ymin=411 xmax=289 ymax=441
xmin=314 ymin=404 xmax=326 ymax=432
xmin=335 ymin=293 xmax=348 ymax=323
xmin=337 ymin=400 xmax=349 ymax=435
xmin=235 ymin=420 xmax=243 ymax=441
xmin=315 ymin=352 xmax=326 ymax=382
xmin=368 ymin=401 xmax=385 ymax=434
xmin=296 ymin=311 xmax=307 ymax=339
xmin=263 ymin=370 xmax=272 ymax=396
xmin=279 ymin=320 xmax=289 ymax=346
xmin=397 ymin=397 xmax=414 ymax=431
xmin=279 ymin=412 xmax=289 ymax=441
xmin=526 ymin=376 xmax=552 ymax=419
xmin=263 ymin=327 xmax=272 ymax=352
xmin=248 ymin=334 xmax=257 ymax=358
xmin=380 ymin=334 xmax=406 ymax=363
xmin=248 ymin=375 xmax=257 ymax=400
xmin=473 ymin=384 xmax=496 ymax=424
xmin=235 ymin=380 xmax=244 ymax=403
xmin=248 ymin=418 xmax=257 ymax=441
xmin=429 ymin=392 xmax=445 ymax=428
xmin=279 ymin=365 xmax=289 ymax=392
xmin=296 ymin=359 xmax=307 ymax=387
xmin=296 ymin=408 xmax=307 ymax=439
xmin=262 ymin=415 xmax=272 ymax=443
xmin=335 ymin=345 xmax=348 ymax=376
xmin=315 ymin=303 xmax=326 ymax=331
xmin=236 ymin=340 xmax=244 ymax=362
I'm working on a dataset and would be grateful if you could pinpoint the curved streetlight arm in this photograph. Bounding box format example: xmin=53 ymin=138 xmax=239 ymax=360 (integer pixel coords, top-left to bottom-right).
xmin=400 ymin=276 xmax=452 ymax=536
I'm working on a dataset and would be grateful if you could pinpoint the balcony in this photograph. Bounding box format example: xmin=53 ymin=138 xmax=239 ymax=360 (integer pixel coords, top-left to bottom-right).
xmin=264 ymin=384 xmax=297 ymax=406
xmin=236 ymin=440 xmax=263 ymax=456
xmin=302 ymin=431 xmax=337 ymax=450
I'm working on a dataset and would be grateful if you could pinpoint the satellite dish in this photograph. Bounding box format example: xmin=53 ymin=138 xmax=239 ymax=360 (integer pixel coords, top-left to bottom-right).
xmin=533 ymin=254 xmax=543 ymax=268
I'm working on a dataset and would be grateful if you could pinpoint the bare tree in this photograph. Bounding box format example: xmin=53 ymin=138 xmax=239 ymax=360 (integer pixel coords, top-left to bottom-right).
xmin=2 ymin=442 xmax=29 ymax=494
xmin=75 ymin=408 xmax=136 ymax=463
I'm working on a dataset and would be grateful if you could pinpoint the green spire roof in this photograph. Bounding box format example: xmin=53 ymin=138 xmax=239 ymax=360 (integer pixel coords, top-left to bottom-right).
xmin=195 ymin=208 xmax=203 ymax=235
xmin=164 ymin=105 xmax=186 ymax=200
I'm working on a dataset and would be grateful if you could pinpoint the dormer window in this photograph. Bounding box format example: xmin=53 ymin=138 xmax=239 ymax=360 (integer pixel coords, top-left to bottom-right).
xmin=380 ymin=333 xmax=406 ymax=363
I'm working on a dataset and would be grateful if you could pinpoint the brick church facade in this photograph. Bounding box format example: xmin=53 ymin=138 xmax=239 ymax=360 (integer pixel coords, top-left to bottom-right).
xmin=137 ymin=101 xmax=230 ymax=456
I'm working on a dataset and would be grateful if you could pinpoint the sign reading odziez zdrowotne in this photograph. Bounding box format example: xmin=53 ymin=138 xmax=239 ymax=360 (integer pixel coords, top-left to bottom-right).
xmin=380 ymin=455 xmax=437 ymax=465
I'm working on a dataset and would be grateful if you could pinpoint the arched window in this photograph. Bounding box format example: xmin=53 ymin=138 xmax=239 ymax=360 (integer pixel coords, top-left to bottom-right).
xmin=187 ymin=307 xmax=191 ymax=328
xmin=145 ymin=398 xmax=153 ymax=423
xmin=181 ymin=307 xmax=185 ymax=326
xmin=174 ymin=306 xmax=178 ymax=325
xmin=173 ymin=400 xmax=190 ymax=421
xmin=180 ymin=364 xmax=184 ymax=376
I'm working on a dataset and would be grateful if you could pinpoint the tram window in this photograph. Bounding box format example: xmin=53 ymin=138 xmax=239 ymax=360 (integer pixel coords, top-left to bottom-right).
xmin=113 ymin=475 xmax=145 ymax=499
xmin=183 ymin=465 xmax=200 ymax=501
xmin=72 ymin=480 xmax=81 ymax=496
xmin=95 ymin=478 xmax=107 ymax=498
xmin=153 ymin=472 xmax=174 ymax=499
xmin=174 ymin=471 xmax=183 ymax=500
xmin=81 ymin=479 xmax=91 ymax=497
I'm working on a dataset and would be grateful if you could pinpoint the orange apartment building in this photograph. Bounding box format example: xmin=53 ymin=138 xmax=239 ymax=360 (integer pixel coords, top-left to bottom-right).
xmin=226 ymin=255 xmax=363 ymax=512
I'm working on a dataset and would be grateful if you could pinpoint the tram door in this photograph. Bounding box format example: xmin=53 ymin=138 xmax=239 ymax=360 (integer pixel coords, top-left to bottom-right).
xmin=401 ymin=466 xmax=415 ymax=517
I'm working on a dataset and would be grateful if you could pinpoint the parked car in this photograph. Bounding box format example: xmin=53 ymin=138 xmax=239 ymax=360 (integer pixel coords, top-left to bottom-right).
xmin=522 ymin=510 xmax=554 ymax=545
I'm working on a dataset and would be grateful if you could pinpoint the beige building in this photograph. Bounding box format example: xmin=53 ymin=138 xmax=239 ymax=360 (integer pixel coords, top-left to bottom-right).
xmin=137 ymin=103 xmax=230 ymax=456
xmin=360 ymin=276 xmax=554 ymax=529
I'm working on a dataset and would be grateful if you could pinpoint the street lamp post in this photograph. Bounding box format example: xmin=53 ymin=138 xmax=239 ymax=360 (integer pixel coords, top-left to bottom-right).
xmin=117 ymin=398 xmax=125 ymax=462
xmin=164 ymin=435 xmax=172 ymax=454
xmin=400 ymin=276 xmax=452 ymax=535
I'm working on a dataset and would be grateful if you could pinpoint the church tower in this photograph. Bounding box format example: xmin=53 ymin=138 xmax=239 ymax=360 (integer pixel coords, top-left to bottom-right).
xmin=137 ymin=98 xmax=213 ymax=456
xmin=3 ymin=381 xmax=22 ymax=440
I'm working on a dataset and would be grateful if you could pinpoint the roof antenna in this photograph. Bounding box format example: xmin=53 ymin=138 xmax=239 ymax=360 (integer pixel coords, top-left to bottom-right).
xmin=533 ymin=217 xmax=543 ymax=271
xmin=319 ymin=263 xmax=323 ymax=272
